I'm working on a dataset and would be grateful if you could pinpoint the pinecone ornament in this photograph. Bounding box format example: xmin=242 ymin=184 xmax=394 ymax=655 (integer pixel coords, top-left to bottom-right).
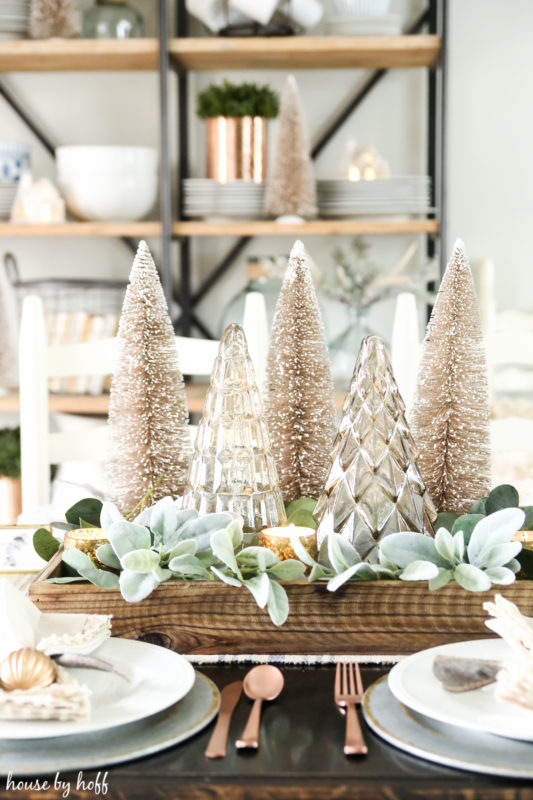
xmin=315 ymin=335 xmax=436 ymax=562
xmin=183 ymin=324 xmax=286 ymax=532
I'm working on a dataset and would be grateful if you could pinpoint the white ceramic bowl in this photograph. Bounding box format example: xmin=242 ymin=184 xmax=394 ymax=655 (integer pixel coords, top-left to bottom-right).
xmin=56 ymin=146 xmax=158 ymax=221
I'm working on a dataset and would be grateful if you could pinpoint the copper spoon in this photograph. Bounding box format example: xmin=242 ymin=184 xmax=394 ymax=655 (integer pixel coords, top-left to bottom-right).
xmin=235 ymin=665 xmax=284 ymax=750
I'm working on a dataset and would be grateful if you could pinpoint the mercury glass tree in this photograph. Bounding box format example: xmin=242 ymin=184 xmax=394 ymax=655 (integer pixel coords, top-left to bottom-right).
xmin=315 ymin=335 xmax=436 ymax=562
xmin=183 ymin=324 xmax=286 ymax=532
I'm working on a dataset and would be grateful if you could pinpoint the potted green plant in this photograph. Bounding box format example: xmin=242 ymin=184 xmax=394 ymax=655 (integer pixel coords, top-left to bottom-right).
xmin=196 ymin=80 xmax=280 ymax=183
xmin=0 ymin=427 xmax=21 ymax=524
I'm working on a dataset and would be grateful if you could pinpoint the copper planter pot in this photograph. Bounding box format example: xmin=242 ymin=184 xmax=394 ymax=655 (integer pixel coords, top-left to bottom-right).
xmin=0 ymin=477 xmax=22 ymax=524
xmin=206 ymin=116 xmax=267 ymax=183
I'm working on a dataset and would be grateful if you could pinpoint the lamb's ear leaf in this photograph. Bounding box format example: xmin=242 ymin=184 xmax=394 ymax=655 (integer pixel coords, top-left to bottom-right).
xmin=454 ymin=563 xmax=491 ymax=592
xmin=119 ymin=570 xmax=159 ymax=602
xmin=62 ymin=546 xmax=92 ymax=572
xmin=266 ymin=580 xmax=289 ymax=626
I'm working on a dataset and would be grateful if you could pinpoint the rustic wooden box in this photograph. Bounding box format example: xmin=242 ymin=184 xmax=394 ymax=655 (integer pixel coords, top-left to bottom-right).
xmin=28 ymin=550 xmax=533 ymax=656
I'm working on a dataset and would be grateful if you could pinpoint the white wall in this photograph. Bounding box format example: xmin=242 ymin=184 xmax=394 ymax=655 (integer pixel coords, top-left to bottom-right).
xmin=447 ymin=0 xmax=533 ymax=311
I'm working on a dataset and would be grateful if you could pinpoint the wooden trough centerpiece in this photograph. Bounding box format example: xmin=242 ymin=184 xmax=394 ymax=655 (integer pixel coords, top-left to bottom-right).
xmin=28 ymin=550 xmax=533 ymax=656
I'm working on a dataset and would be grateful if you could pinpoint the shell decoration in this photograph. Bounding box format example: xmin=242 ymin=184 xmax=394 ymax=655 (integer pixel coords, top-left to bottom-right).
xmin=0 ymin=648 xmax=56 ymax=692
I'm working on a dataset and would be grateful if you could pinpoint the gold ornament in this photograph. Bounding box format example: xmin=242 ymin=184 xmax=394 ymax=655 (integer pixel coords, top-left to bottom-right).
xmin=0 ymin=649 xmax=56 ymax=692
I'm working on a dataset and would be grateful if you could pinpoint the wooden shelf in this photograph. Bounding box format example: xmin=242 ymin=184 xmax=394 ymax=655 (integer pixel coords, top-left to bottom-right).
xmin=169 ymin=35 xmax=441 ymax=71
xmin=0 ymin=35 xmax=440 ymax=74
xmin=0 ymin=222 xmax=163 ymax=237
xmin=173 ymin=219 xmax=440 ymax=237
xmin=0 ymin=384 xmax=208 ymax=416
xmin=0 ymin=39 xmax=159 ymax=72
xmin=0 ymin=385 xmax=348 ymax=417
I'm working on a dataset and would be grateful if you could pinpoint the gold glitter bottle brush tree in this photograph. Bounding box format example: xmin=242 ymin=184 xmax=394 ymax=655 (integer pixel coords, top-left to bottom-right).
xmin=410 ymin=238 xmax=491 ymax=515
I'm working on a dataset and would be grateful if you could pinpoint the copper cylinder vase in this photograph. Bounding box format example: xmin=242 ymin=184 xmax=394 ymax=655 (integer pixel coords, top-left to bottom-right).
xmin=0 ymin=477 xmax=22 ymax=524
xmin=206 ymin=116 xmax=267 ymax=183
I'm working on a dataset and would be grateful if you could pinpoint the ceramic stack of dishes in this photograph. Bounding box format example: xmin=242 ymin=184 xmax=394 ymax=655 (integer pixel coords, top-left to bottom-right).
xmin=0 ymin=1 xmax=30 ymax=39
xmin=0 ymin=142 xmax=30 ymax=220
xmin=317 ymin=177 xmax=431 ymax=217
xmin=183 ymin=179 xmax=266 ymax=218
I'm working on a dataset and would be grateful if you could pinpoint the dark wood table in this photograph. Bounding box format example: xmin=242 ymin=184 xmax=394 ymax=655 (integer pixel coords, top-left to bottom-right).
xmin=1 ymin=665 xmax=532 ymax=800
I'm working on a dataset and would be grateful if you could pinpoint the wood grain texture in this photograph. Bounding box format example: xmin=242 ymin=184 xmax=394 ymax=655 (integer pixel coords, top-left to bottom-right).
xmin=169 ymin=35 xmax=441 ymax=71
xmin=0 ymin=39 xmax=159 ymax=72
xmin=0 ymin=222 xmax=163 ymax=237
xmin=173 ymin=219 xmax=440 ymax=237
xmin=30 ymin=552 xmax=533 ymax=655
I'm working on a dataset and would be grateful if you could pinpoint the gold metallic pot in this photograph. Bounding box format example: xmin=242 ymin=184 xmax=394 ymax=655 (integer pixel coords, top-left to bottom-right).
xmin=206 ymin=116 xmax=267 ymax=183
xmin=0 ymin=477 xmax=22 ymax=525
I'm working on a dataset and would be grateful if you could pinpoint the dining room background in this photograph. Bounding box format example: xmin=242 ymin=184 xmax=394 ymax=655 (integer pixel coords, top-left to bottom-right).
xmin=1 ymin=1 xmax=533 ymax=794
xmin=0 ymin=0 xmax=530 ymax=516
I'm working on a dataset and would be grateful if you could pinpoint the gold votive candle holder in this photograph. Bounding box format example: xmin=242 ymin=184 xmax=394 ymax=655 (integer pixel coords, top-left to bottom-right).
xmin=63 ymin=528 xmax=109 ymax=567
xmin=260 ymin=524 xmax=318 ymax=564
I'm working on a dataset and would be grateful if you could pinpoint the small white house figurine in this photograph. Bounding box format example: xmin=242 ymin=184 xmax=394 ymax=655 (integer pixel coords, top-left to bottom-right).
xmin=11 ymin=173 xmax=66 ymax=224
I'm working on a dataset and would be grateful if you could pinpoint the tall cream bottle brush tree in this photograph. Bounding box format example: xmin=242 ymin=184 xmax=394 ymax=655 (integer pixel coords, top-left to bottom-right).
xmin=410 ymin=239 xmax=491 ymax=514
xmin=105 ymin=241 xmax=191 ymax=514
xmin=265 ymin=240 xmax=336 ymax=501
xmin=265 ymin=75 xmax=317 ymax=220
xmin=29 ymin=0 xmax=80 ymax=38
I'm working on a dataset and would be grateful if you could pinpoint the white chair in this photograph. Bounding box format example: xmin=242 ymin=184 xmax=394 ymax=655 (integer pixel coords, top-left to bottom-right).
xmin=19 ymin=295 xmax=220 ymax=514
xmin=19 ymin=294 xmax=270 ymax=515
xmin=243 ymin=291 xmax=268 ymax=391
xmin=391 ymin=291 xmax=420 ymax=414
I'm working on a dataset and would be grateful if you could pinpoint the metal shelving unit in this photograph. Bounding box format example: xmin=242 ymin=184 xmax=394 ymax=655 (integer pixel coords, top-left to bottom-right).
xmin=0 ymin=0 xmax=448 ymax=342
xmin=169 ymin=0 xmax=448 ymax=336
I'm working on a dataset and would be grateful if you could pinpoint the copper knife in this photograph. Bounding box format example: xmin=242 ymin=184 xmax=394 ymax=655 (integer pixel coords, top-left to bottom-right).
xmin=205 ymin=680 xmax=243 ymax=759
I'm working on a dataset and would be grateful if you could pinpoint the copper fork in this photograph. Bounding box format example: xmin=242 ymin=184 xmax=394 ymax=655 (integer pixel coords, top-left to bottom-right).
xmin=334 ymin=662 xmax=368 ymax=756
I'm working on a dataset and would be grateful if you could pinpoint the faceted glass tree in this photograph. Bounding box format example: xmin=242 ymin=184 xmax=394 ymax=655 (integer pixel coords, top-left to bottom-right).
xmin=315 ymin=335 xmax=436 ymax=562
xmin=182 ymin=324 xmax=287 ymax=532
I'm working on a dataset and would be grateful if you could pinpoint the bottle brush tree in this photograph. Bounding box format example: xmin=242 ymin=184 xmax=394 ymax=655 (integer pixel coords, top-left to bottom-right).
xmin=105 ymin=241 xmax=191 ymax=515
xmin=410 ymin=239 xmax=491 ymax=514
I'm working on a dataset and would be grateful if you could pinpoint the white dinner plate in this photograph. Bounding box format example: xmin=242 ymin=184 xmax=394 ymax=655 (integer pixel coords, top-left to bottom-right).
xmin=0 ymin=637 xmax=195 ymax=740
xmin=388 ymin=638 xmax=533 ymax=742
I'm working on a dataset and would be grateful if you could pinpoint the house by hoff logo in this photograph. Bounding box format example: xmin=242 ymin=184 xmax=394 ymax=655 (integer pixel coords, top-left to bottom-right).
xmin=6 ymin=771 xmax=109 ymax=797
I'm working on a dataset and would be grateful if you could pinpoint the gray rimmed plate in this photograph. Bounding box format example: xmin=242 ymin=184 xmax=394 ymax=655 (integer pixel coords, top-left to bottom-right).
xmin=0 ymin=672 xmax=220 ymax=777
xmin=363 ymin=675 xmax=533 ymax=779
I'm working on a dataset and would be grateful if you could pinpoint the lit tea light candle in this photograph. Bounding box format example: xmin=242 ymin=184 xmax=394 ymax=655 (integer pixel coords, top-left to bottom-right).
xmin=260 ymin=523 xmax=317 ymax=563
xmin=63 ymin=528 xmax=110 ymax=569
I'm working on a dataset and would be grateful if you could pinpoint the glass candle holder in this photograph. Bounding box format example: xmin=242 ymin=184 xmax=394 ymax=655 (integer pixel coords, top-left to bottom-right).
xmin=63 ymin=528 xmax=109 ymax=568
xmin=260 ymin=523 xmax=318 ymax=563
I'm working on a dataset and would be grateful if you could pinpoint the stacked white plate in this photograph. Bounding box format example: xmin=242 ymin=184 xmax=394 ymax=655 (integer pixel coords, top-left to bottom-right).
xmin=325 ymin=14 xmax=401 ymax=36
xmin=183 ymin=178 xmax=266 ymax=218
xmin=0 ymin=141 xmax=30 ymax=220
xmin=0 ymin=0 xmax=30 ymax=40
xmin=317 ymin=177 xmax=431 ymax=217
